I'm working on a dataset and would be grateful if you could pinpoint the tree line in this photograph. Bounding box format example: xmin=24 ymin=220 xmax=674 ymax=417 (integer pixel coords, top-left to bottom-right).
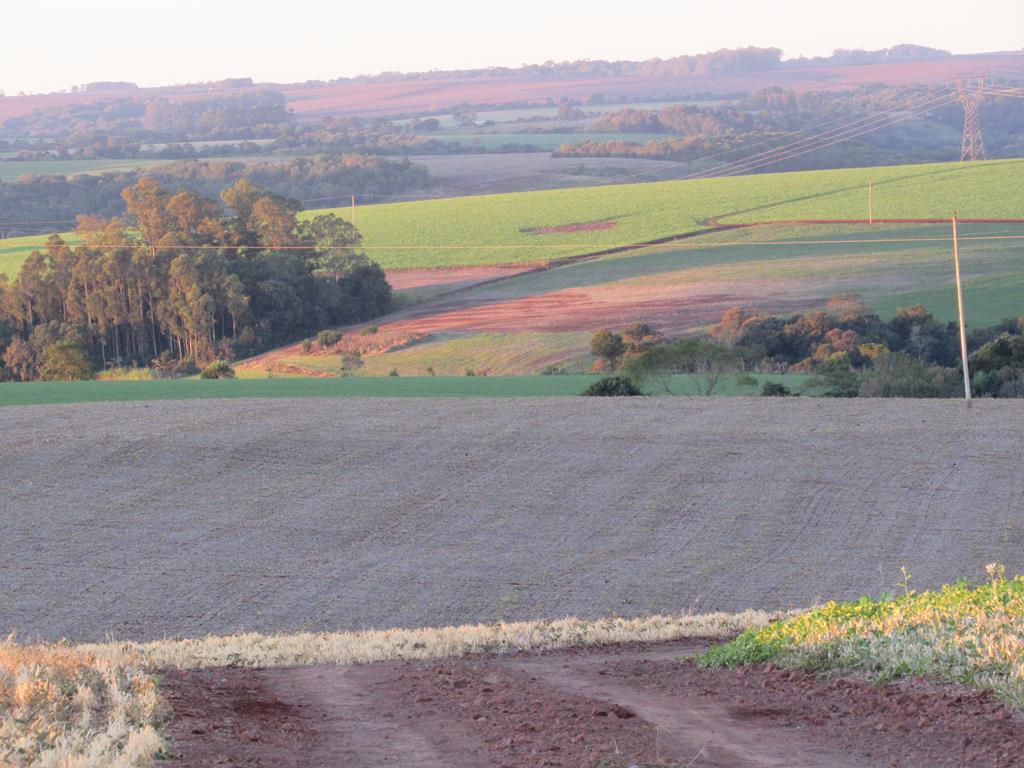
xmin=589 ymin=298 xmax=1024 ymax=398
xmin=0 ymin=178 xmax=392 ymax=381
xmin=555 ymin=85 xmax=1024 ymax=170
xmin=0 ymin=155 xmax=433 ymax=236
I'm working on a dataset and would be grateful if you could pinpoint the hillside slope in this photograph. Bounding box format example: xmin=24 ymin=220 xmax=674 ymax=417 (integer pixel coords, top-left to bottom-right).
xmin=308 ymin=158 xmax=1024 ymax=269
xmin=2 ymin=397 xmax=1021 ymax=642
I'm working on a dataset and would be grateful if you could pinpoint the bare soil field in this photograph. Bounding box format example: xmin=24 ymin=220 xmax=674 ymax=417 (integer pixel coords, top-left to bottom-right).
xmin=2 ymin=398 xmax=1023 ymax=643
xmin=386 ymin=264 xmax=536 ymax=292
xmin=162 ymin=639 xmax=1024 ymax=767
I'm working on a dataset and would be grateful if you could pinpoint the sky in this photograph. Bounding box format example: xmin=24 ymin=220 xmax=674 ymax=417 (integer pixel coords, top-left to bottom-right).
xmin=2 ymin=0 xmax=1022 ymax=94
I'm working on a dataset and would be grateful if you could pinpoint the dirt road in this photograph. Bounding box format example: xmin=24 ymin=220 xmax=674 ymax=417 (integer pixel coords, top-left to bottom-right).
xmin=2 ymin=398 xmax=1023 ymax=642
xmin=163 ymin=640 xmax=1024 ymax=767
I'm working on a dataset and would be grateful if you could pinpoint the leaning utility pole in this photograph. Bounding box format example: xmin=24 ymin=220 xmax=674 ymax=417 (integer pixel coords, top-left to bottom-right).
xmin=951 ymin=214 xmax=972 ymax=401
xmin=956 ymin=78 xmax=987 ymax=162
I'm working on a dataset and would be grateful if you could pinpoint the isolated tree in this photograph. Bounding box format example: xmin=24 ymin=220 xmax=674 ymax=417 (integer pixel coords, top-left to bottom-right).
xmin=624 ymin=337 xmax=740 ymax=395
xmin=590 ymin=328 xmax=625 ymax=369
xmin=339 ymin=350 xmax=364 ymax=376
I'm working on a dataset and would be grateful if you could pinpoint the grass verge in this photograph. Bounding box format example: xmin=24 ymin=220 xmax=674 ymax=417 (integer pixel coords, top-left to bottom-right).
xmin=700 ymin=566 xmax=1024 ymax=710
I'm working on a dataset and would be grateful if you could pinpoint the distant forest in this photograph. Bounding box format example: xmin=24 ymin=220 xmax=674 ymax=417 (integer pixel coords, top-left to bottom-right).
xmin=310 ymin=45 xmax=951 ymax=85
xmin=0 ymin=155 xmax=433 ymax=232
xmin=555 ymin=86 xmax=1024 ymax=170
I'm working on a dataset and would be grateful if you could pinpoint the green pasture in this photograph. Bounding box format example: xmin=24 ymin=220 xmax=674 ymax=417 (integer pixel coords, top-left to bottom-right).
xmin=307 ymin=158 xmax=1024 ymax=269
xmin=0 ymin=373 xmax=807 ymax=407
xmin=0 ymin=233 xmax=83 ymax=278
xmin=4 ymin=158 xmax=1023 ymax=278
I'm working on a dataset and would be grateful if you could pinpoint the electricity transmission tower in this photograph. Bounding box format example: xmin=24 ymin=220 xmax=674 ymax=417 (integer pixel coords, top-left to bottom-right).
xmin=956 ymin=78 xmax=987 ymax=162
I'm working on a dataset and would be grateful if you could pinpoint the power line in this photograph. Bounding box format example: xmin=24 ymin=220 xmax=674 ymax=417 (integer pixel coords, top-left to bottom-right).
xmin=684 ymin=92 xmax=959 ymax=180
xmin=12 ymin=229 xmax=1024 ymax=253
xmin=568 ymin=88 xmax=960 ymax=187
xmin=956 ymin=79 xmax=987 ymax=161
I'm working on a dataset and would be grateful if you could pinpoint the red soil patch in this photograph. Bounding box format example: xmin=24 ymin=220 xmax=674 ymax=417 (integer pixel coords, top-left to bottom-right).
xmin=523 ymin=220 xmax=619 ymax=235
xmin=379 ymin=280 xmax=817 ymax=337
xmin=162 ymin=639 xmax=1024 ymax=767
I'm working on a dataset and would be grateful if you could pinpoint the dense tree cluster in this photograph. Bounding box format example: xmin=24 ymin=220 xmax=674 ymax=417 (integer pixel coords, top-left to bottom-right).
xmin=0 ymin=178 xmax=392 ymax=381
xmin=556 ymin=85 xmax=1024 ymax=170
xmin=2 ymin=91 xmax=291 ymax=141
xmin=590 ymin=299 xmax=1024 ymax=398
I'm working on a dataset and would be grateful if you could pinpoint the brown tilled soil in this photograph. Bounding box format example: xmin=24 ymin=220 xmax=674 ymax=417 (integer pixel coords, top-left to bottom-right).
xmin=162 ymin=640 xmax=1024 ymax=768
xmin=386 ymin=265 xmax=538 ymax=292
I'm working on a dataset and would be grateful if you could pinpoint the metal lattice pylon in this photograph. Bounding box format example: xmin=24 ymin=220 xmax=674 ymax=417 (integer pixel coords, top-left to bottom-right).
xmin=956 ymin=79 xmax=987 ymax=162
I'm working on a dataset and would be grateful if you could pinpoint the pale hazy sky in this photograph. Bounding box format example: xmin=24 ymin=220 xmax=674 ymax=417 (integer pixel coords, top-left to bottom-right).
xmin=3 ymin=0 xmax=1022 ymax=94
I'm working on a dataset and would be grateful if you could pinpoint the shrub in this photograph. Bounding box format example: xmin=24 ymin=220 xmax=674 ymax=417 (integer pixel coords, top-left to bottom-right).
xmin=388 ymin=368 xmax=399 ymax=377
xmin=582 ymin=376 xmax=644 ymax=396
xmin=859 ymin=352 xmax=939 ymax=398
xmin=301 ymin=338 xmax=313 ymax=354
xmin=425 ymin=366 xmax=436 ymax=376
xmin=38 ymin=339 xmax=95 ymax=381
xmin=590 ymin=328 xmax=625 ymax=369
xmin=464 ymin=368 xmax=476 ymax=376
xmin=316 ymin=329 xmax=342 ymax=349
xmin=339 ymin=351 xmax=363 ymax=376
xmin=361 ymin=325 xmax=379 ymax=335
xmin=807 ymin=354 xmax=860 ymax=397
xmin=200 ymin=361 xmax=236 ymax=379
xmin=761 ymin=381 xmax=793 ymax=396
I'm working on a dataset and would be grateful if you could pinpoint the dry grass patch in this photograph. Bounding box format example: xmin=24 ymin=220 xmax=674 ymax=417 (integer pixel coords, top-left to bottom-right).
xmin=0 ymin=638 xmax=164 ymax=767
xmin=2 ymin=610 xmax=781 ymax=766
xmin=84 ymin=610 xmax=782 ymax=670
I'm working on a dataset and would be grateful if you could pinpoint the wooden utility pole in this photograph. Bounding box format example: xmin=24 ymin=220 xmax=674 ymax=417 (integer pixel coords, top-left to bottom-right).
xmin=351 ymin=194 xmax=356 ymax=226
xmin=868 ymin=180 xmax=873 ymax=224
xmin=951 ymin=214 xmax=971 ymax=401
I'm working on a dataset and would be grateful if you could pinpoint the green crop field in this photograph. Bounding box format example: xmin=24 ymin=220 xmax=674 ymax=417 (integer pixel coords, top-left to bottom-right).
xmin=307 ymin=158 xmax=1024 ymax=269
xmin=0 ymin=373 xmax=808 ymax=407
xmin=0 ymin=233 xmax=83 ymax=278
xmin=266 ymin=220 xmax=1024 ymax=376
xmin=5 ymin=159 xmax=1023 ymax=278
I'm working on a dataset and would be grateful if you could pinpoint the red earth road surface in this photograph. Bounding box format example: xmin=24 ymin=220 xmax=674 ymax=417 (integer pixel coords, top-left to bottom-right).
xmin=163 ymin=640 xmax=1024 ymax=768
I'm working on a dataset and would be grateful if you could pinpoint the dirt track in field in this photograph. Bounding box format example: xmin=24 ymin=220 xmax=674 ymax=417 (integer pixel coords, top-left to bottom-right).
xmin=163 ymin=639 xmax=1024 ymax=767
xmin=2 ymin=398 xmax=1023 ymax=643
